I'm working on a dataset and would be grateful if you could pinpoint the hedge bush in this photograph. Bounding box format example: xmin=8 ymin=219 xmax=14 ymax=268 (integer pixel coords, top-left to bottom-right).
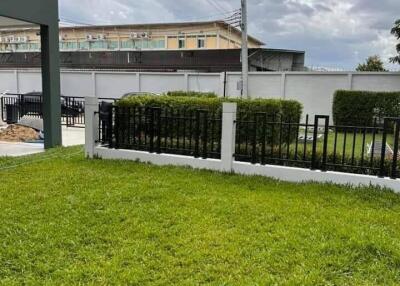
xmin=333 ymin=90 xmax=400 ymax=126
xmin=115 ymin=94 xmax=303 ymax=146
xmin=166 ymin=91 xmax=218 ymax=98
xmin=117 ymin=94 xmax=302 ymax=119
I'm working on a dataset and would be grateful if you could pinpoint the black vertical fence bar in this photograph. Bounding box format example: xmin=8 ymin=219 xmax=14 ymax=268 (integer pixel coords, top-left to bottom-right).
xmin=286 ymin=118 xmax=291 ymax=160
xmin=157 ymin=108 xmax=162 ymax=154
xmin=391 ymin=120 xmax=400 ymax=179
xmin=333 ymin=127 xmax=338 ymax=166
xmin=202 ymin=111 xmax=208 ymax=159
xmin=278 ymin=116 xmax=283 ymax=160
xmin=217 ymin=113 xmax=222 ymax=156
xmin=351 ymin=128 xmax=357 ymax=166
xmin=321 ymin=116 xmax=329 ymax=171
xmin=236 ymin=114 xmax=242 ymax=157
xmin=270 ymin=114 xmax=275 ymax=160
xmin=379 ymin=118 xmax=388 ymax=178
xmin=342 ymin=129 xmax=347 ymax=165
xmin=169 ymin=108 xmax=174 ymax=149
xmin=149 ymin=108 xmax=154 ymax=153
xmin=189 ymin=110 xmax=193 ymax=151
xmin=72 ymin=97 xmax=76 ymax=126
xmin=108 ymin=105 xmax=113 ymax=148
xmin=127 ymin=107 xmax=131 ymax=147
xmin=311 ymin=116 xmax=319 ymax=170
xmin=194 ymin=110 xmax=200 ymax=158
xmin=370 ymin=118 xmax=377 ymax=167
xmin=303 ymin=115 xmax=309 ymax=162
xmin=164 ymin=108 xmax=168 ymax=150
xmin=176 ymin=109 xmax=180 ymax=150
xmin=251 ymin=113 xmax=258 ymax=164
xmin=360 ymin=128 xmax=366 ymax=168
xmin=182 ymin=109 xmax=187 ymax=152
xmin=133 ymin=107 xmax=137 ymax=146
xmin=211 ymin=112 xmax=215 ymax=154
xmin=261 ymin=113 xmax=267 ymax=165
xmin=294 ymin=119 xmax=299 ymax=161
xmin=138 ymin=107 xmax=142 ymax=148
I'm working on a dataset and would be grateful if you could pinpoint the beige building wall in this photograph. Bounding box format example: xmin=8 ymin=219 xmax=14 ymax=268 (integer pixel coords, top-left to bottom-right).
xmin=167 ymin=37 xmax=178 ymax=49
xmin=0 ymin=21 xmax=263 ymax=52
xmin=186 ymin=36 xmax=196 ymax=49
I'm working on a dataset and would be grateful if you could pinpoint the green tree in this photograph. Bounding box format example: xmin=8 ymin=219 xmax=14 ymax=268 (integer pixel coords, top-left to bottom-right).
xmin=356 ymin=55 xmax=387 ymax=72
xmin=390 ymin=19 xmax=400 ymax=64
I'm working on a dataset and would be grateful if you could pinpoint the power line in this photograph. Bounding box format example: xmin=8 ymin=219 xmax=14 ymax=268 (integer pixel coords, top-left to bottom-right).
xmin=205 ymin=0 xmax=226 ymax=14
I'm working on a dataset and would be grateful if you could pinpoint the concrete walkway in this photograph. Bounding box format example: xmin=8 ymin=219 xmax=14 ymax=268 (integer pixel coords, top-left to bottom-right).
xmin=0 ymin=126 xmax=85 ymax=157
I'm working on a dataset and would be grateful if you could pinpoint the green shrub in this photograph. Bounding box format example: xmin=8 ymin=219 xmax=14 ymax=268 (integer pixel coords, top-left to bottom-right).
xmin=115 ymin=95 xmax=303 ymax=146
xmin=333 ymin=90 xmax=400 ymax=126
xmin=165 ymin=91 xmax=218 ymax=98
xmin=117 ymin=94 xmax=302 ymax=119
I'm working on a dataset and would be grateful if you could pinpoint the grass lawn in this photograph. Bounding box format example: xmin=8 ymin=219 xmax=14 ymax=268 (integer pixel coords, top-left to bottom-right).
xmin=1 ymin=147 xmax=400 ymax=285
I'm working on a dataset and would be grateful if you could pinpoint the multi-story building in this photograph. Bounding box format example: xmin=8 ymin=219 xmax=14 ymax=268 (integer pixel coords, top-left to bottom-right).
xmin=0 ymin=21 xmax=263 ymax=52
xmin=0 ymin=21 xmax=305 ymax=71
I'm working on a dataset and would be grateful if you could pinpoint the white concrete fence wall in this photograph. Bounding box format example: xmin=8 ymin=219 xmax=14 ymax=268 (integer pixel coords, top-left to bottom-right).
xmin=85 ymin=97 xmax=400 ymax=191
xmin=1 ymin=69 xmax=400 ymax=119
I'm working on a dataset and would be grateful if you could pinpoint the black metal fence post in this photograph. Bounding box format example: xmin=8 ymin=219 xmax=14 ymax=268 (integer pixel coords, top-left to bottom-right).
xmin=156 ymin=108 xmax=162 ymax=154
xmin=202 ymin=111 xmax=208 ymax=159
xmin=251 ymin=113 xmax=258 ymax=164
xmin=391 ymin=119 xmax=400 ymax=179
xmin=379 ymin=118 xmax=389 ymax=178
xmin=149 ymin=108 xmax=155 ymax=153
xmin=311 ymin=116 xmax=319 ymax=170
xmin=108 ymin=105 xmax=114 ymax=148
xmin=194 ymin=110 xmax=200 ymax=158
xmin=321 ymin=116 xmax=329 ymax=171
xmin=311 ymin=115 xmax=329 ymax=171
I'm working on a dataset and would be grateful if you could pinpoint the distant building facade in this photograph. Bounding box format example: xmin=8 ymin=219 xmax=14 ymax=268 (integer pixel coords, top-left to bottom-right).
xmin=0 ymin=21 xmax=305 ymax=71
xmin=0 ymin=21 xmax=263 ymax=52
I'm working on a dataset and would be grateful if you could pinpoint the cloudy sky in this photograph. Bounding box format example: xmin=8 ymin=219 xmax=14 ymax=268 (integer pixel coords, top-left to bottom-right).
xmin=59 ymin=0 xmax=400 ymax=71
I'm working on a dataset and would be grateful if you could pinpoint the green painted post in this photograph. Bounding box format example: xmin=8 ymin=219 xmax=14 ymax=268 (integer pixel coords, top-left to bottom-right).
xmin=41 ymin=24 xmax=62 ymax=148
xmin=0 ymin=0 xmax=62 ymax=148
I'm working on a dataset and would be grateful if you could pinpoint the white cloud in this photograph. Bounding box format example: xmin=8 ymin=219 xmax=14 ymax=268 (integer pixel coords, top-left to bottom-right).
xmin=59 ymin=0 xmax=400 ymax=70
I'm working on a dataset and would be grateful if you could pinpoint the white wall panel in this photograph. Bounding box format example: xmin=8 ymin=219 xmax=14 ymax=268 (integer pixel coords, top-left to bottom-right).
xmin=140 ymin=73 xmax=184 ymax=93
xmin=61 ymin=72 xmax=93 ymax=97
xmin=352 ymin=74 xmax=400 ymax=91
xmin=285 ymin=74 xmax=349 ymax=118
xmin=17 ymin=71 xmax=41 ymax=93
xmin=188 ymin=74 xmax=220 ymax=94
xmin=0 ymin=71 xmax=17 ymax=93
xmin=248 ymin=73 xmax=282 ymax=99
xmin=96 ymin=73 xmax=138 ymax=98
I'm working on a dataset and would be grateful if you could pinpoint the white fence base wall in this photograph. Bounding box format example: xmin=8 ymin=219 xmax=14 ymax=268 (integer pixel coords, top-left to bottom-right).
xmin=95 ymin=147 xmax=222 ymax=171
xmin=232 ymin=162 xmax=400 ymax=191
xmin=93 ymin=147 xmax=400 ymax=192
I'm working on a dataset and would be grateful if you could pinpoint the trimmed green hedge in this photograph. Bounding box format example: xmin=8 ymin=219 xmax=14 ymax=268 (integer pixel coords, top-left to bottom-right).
xmin=117 ymin=94 xmax=303 ymax=120
xmin=333 ymin=90 xmax=400 ymax=126
xmin=166 ymin=91 xmax=218 ymax=98
xmin=116 ymin=95 xmax=303 ymax=146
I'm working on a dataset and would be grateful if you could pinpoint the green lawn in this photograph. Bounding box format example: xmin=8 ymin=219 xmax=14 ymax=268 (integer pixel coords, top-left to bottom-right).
xmin=1 ymin=147 xmax=400 ymax=285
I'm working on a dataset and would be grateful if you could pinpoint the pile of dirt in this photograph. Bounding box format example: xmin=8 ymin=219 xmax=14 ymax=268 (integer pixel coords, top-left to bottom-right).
xmin=0 ymin=124 xmax=39 ymax=142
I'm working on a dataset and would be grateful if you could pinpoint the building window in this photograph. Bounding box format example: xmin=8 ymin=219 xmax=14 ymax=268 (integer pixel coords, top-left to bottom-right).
xmin=197 ymin=37 xmax=205 ymax=49
xmin=178 ymin=37 xmax=185 ymax=49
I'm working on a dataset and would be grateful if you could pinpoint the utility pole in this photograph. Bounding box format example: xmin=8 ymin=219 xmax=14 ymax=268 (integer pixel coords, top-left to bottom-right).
xmin=241 ymin=0 xmax=249 ymax=98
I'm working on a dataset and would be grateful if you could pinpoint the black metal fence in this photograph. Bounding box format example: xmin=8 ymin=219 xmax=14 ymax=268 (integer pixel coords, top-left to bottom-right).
xmin=99 ymin=105 xmax=222 ymax=159
xmin=98 ymin=105 xmax=400 ymax=179
xmin=1 ymin=94 xmax=115 ymax=128
xmin=235 ymin=114 xmax=400 ymax=179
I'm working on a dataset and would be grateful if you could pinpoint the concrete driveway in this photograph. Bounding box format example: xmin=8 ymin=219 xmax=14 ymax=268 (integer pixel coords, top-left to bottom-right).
xmin=0 ymin=126 xmax=85 ymax=157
